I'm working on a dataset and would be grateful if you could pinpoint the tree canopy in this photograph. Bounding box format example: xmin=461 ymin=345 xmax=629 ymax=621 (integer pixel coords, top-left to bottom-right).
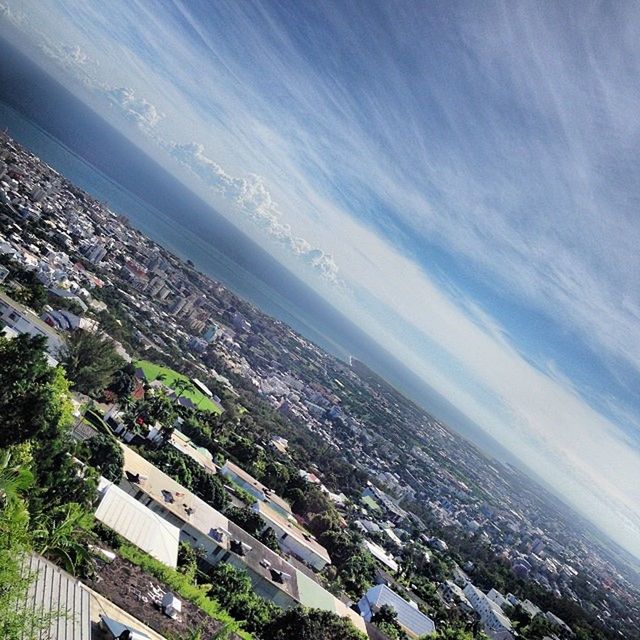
xmin=0 ymin=334 xmax=67 ymax=448
xmin=62 ymin=329 xmax=123 ymax=396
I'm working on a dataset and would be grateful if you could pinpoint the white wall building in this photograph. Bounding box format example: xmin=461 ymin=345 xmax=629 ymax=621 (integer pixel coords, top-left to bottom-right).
xmin=464 ymin=583 xmax=515 ymax=640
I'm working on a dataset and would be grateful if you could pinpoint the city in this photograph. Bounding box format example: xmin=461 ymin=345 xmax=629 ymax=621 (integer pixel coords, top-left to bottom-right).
xmin=1 ymin=130 xmax=639 ymax=639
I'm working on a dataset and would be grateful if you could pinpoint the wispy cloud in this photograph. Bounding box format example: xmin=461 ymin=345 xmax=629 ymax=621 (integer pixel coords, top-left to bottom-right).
xmin=3 ymin=0 xmax=640 ymax=555
xmin=167 ymin=141 xmax=340 ymax=282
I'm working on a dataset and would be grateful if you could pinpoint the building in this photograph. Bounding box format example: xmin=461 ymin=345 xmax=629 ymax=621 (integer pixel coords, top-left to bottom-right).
xmin=463 ymin=583 xmax=515 ymax=640
xmin=0 ymin=289 xmax=64 ymax=356
xmin=21 ymin=554 xmax=165 ymax=640
xmin=170 ymin=429 xmax=218 ymax=475
xmin=21 ymin=554 xmax=91 ymax=639
xmin=83 ymin=242 xmax=108 ymax=264
xmin=358 ymin=584 xmax=436 ymax=638
xmin=362 ymin=484 xmax=408 ymax=523
xmin=221 ymin=460 xmax=292 ymax=518
xmin=364 ymin=539 xmax=399 ymax=573
xmin=487 ymin=588 xmax=509 ymax=610
xmin=95 ymin=480 xmax=180 ymax=568
xmin=253 ymin=500 xmax=331 ymax=571
xmin=439 ymin=580 xmax=473 ymax=612
xmin=117 ymin=444 xmax=366 ymax=633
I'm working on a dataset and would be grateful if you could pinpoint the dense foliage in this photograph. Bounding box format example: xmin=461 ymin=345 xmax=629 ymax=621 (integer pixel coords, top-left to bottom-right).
xmin=62 ymin=329 xmax=123 ymax=395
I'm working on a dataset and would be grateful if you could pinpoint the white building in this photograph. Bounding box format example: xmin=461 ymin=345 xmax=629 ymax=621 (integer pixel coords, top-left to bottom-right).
xmin=0 ymin=290 xmax=64 ymax=357
xmin=253 ymin=500 xmax=331 ymax=571
xmin=463 ymin=583 xmax=515 ymax=640
xmin=95 ymin=481 xmax=180 ymax=568
xmin=439 ymin=580 xmax=473 ymax=612
xmin=487 ymin=588 xmax=509 ymax=610
xmin=117 ymin=445 xmax=365 ymax=633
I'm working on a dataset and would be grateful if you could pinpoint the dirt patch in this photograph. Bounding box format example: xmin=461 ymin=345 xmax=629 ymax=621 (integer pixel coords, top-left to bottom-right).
xmin=87 ymin=555 xmax=243 ymax=639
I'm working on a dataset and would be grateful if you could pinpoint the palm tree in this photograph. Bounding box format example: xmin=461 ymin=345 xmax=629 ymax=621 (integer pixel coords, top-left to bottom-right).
xmin=0 ymin=450 xmax=33 ymax=507
xmin=32 ymin=503 xmax=94 ymax=574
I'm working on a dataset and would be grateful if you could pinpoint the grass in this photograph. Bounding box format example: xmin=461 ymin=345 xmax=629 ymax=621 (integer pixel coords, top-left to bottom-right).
xmin=118 ymin=543 xmax=252 ymax=640
xmin=135 ymin=360 xmax=222 ymax=414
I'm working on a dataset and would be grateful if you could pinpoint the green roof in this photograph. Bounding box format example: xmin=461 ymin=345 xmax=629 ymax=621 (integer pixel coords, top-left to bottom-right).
xmin=361 ymin=495 xmax=382 ymax=511
xmin=295 ymin=569 xmax=338 ymax=612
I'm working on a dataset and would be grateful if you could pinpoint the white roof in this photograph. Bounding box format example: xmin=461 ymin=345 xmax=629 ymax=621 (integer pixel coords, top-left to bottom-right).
xmin=22 ymin=554 xmax=91 ymax=639
xmin=365 ymin=584 xmax=436 ymax=636
xmin=95 ymin=483 xmax=180 ymax=568
xmin=364 ymin=539 xmax=399 ymax=572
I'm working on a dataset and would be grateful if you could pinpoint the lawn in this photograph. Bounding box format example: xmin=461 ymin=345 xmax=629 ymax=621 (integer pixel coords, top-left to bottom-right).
xmin=135 ymin=360 xmax=223 ymax=414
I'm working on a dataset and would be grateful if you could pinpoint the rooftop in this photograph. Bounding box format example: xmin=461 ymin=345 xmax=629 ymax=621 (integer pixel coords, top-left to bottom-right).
xmin=254 ymin=500 xmax=331 ymax=564
xmin=119 ymin=445 xmax=366 ymax=633
xmin=363 ymin=584 xmax=436 ymax=637
xmin=21 ymin=554 xmax=91 ymax=640
xmin=95 ymin=482 xmax=180 ymax=568
xmin=222 ymin=460 xmax=292 ymax=515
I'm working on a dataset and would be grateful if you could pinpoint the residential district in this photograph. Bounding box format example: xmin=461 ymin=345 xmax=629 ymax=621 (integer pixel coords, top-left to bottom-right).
xmin=0 ymin=130 xmax=639 ymax=640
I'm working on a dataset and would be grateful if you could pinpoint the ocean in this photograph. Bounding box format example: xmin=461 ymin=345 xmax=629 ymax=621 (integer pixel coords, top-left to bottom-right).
xmin=0 ymin=35 xmax=516 ymax=462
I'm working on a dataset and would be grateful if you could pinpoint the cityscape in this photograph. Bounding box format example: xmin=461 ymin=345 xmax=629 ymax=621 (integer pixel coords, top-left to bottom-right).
xmin=1 ymin=2 xmax=640 ymax=640
xmin=1 ymin=130 xmax=639 ymax=639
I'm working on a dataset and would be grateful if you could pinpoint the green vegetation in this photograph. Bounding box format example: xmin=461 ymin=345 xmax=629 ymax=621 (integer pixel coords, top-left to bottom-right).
xmin=62 ymin=329 xmax=124 ymax=395
xmin=78 ymin=432 xmax=124 ymax=482
xmin=118 ymin=543 xmax=252 ymax=640
xmin=141 ymin=446 xmax=228 ymax=511
xmin=136 ymin=359 xmax=223 ymax=413
xmin=0 ymin=254 xmax=47 ymax=312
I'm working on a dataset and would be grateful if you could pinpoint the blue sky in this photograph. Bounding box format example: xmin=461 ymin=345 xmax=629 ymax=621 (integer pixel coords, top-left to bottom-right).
xmin=2 ymin=0 xmax=640 ymax=557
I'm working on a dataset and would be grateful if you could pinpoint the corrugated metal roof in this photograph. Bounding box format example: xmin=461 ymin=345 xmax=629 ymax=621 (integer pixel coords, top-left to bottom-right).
xmin=22 ymin=554 xmax=91 ymax=639
xmin=95 ymin=483 xmax=180 ymax=568
xmin=366 ymin=584 xmax=436 ymax=637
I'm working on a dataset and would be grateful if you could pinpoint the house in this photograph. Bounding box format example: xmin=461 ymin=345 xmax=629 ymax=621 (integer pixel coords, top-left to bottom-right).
xmin=170 ymin=429 xmax=217 ymax=475
xmin=439 ymin=580 xmax=473 ymax=612
xmin=253 ymin=500 xmax=331 ymax=571
xmin=0 ymin=289 xmax=64 ymax=356
xmin=117 ymin=444 xmax=366 ymax=633
xmin=21 ymin=554 xmax=165 ymax=640
xmin=364 ymin=539 xmax=399 ymax=573
xmin=21 ymin=554 xmax=92 ymax=639
xmin=358 ymin=584 xmax=436 ymax=638
xmin=221 ymin=459 xmax=292 ymax=518
xmin=362 ymin=484 xmax=408 ymax=523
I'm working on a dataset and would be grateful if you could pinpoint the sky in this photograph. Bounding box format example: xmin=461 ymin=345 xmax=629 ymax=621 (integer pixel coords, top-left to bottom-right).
xmin=1 ymin=0 xmax=640 ymax=557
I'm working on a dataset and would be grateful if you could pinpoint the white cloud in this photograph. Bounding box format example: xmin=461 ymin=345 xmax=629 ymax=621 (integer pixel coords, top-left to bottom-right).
xmin=5 ymin=0 xmax=640 ymax=556
xmin=168 ymin=141 xmax=340 ymax=282
xmin=106 ymin=86 xmax=163 ymax=129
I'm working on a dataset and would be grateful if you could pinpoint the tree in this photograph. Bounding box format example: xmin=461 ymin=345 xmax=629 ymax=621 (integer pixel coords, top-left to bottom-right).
xmin=225 ymin=505 xmax=264 ymax=537
xmin=258 ymin=526 xmax=281 ymax=553
xmin=372 ymin=604 xmax=403 ymax=639
xmin=79 ymin=433 xmax=124 ymax=482
xmin=107 ymin=364 xmax=136 ymax=400
xmin=263 ymin=607 xmax=367 ymax=640
xmin=0 ymin=451 xmax=62 ymax=640
xmin=0 ymin=256 xmax=47 ymax=311
xmin=206 ymin=562 xmax=279 ymax=634
xmin=62 ymin=329 xmax=124 ymax=396
xmin=0 ymin=334 xmax=67 ymax=448
xmin=425 ymin=629 xmax=475 ymax=640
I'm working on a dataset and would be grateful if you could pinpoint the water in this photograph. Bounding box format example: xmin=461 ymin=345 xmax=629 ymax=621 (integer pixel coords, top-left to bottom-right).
xmin=0 ymin=100 xmax=351 ymax=358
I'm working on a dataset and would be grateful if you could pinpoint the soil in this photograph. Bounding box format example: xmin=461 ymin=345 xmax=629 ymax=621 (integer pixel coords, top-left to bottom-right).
xmin=87 ymin=555 xmax=243 ymax=640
